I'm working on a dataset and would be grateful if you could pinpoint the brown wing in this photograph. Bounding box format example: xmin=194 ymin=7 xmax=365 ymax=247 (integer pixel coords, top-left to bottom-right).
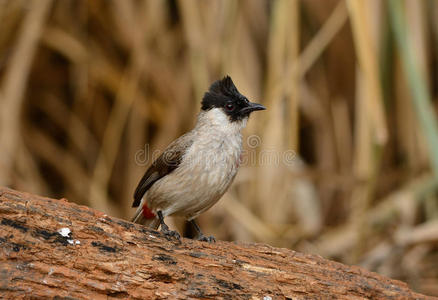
xmin=132 ymin=134 xmax=193 ymax=207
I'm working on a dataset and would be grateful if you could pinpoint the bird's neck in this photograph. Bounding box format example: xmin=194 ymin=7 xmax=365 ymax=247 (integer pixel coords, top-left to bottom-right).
xmin=195 ymin=108 xmax=247 ymax=135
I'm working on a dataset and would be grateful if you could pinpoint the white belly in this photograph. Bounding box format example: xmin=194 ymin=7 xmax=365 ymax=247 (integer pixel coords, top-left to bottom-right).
xmin=145 ymin=130 xmax=242 ymax=220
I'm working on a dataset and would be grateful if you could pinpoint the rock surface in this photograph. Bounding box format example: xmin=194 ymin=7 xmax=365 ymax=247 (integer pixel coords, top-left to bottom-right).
xmin=0 ymin=187 xmax=432 ymax=299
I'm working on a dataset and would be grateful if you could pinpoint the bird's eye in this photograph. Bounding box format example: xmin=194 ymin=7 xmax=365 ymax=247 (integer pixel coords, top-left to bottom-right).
xmin=225 ymin=103 xmax=234 ymax=111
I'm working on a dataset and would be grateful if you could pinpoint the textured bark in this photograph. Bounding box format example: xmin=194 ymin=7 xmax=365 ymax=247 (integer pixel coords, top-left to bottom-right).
xmin=0 ymin=187 xmax=432 ymax=300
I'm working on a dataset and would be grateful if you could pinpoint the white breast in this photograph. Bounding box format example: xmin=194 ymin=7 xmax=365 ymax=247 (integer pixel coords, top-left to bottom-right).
xmin=145 ymin=108 xmax=246 ymax=220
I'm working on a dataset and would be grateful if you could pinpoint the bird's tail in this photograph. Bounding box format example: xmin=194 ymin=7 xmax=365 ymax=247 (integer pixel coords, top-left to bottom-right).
xmin=131 ymin=205 xmax=160 ymax=229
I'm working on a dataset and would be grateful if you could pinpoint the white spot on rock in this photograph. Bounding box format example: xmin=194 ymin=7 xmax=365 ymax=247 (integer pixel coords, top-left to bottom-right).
xmin=67 ymin=239 xmax=81 ymax=245
xmin=263 ymin=296 xmax=272 ymax=300
xmin=58 ymin=227 xmax=71 ymax=237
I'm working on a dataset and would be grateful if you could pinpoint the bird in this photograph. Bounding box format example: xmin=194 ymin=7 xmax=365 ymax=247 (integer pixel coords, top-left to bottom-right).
xmin=131 ymin=76 xmax=265 ymax=242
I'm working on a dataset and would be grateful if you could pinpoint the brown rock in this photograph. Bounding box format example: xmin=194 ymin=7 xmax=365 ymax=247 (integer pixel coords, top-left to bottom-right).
xmin=0 ymin=187 xmax=433 ymax=299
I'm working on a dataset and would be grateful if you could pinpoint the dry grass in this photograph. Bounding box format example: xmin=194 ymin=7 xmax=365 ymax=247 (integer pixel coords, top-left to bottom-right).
xmin=0 ymin=0 xmax=437 ymax=296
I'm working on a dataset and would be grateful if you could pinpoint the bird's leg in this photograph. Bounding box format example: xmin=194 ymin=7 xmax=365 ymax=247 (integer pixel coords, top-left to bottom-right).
xmin=157 ymin=211 xmax=180 ymax=241
xmin=190 ymin=219 xmax=216 ymax=243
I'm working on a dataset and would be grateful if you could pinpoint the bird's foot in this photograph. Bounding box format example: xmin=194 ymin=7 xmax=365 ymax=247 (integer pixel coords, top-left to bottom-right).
xmin=197 ymin=234 xmax=216 ymax=243
xmin=189 ymin=219 xmax=215 ymax=243
xmin=160 ymin=223 xmax=181 ymax=241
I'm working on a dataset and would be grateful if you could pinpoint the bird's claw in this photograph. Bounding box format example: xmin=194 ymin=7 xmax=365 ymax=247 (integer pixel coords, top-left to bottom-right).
xmin=160 ymin=224 xmax=181 ymax=241
xmin=198 ymin=235 xmax=216 ymax=243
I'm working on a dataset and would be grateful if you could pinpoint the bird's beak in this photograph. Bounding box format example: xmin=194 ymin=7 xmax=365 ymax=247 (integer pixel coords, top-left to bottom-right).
xmin=240 ymin=102 xmax=266 ymax=114
xmin=249 ymin=102 xmax=266 ymax=111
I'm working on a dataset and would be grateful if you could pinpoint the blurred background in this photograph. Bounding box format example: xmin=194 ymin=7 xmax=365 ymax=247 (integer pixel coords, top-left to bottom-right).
xmin=0 ymin=0 xmax=437 ymax=295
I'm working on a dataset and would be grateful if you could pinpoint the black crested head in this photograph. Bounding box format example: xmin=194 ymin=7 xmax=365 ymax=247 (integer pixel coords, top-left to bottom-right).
xmin=201 ymin=76 xmax=241 ymax=111
xmin=201 ymin=76 xmax=266 ymax=122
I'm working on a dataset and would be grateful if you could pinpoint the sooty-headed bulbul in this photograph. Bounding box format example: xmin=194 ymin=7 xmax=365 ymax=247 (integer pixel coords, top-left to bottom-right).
xmin=131 ymin=76 xmax=265 ymax=242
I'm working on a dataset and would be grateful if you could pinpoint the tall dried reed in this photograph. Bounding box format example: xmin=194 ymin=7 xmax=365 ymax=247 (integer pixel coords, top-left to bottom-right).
xmin=0 ymin=0 xmax=437 ymax=295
